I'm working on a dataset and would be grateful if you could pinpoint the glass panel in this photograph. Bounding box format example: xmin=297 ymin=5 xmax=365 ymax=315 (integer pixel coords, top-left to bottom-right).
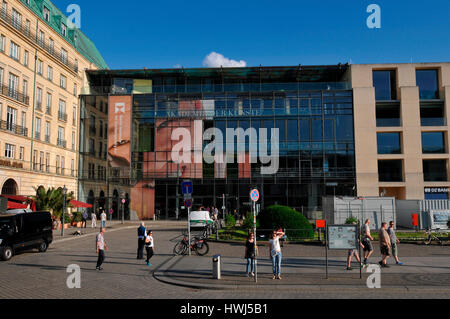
xmin=377 ymin=133 xmax=402 ymax=154
xmin=422 ymin=132 xmax=446 ymax=154
xmin=417 ymin=70 xmax=439 ymax=100
xmin=373 ymin=70 xmax=397 ymax=100
xmin=379 ymin=160 xmax=403 ymax=182
xmin=423 ymin=160 xmax=447 ymax=182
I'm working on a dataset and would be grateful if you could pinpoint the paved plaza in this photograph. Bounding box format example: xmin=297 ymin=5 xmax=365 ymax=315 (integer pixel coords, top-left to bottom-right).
xmin=0 ymin=222 xmax=449 ymax=299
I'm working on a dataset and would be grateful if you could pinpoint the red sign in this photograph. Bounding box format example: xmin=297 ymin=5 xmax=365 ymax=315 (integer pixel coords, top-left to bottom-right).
xmin=412 ymin=214 xmax=419 ymax=227
xmin=316 ymin=220 xmax=326 ymax=229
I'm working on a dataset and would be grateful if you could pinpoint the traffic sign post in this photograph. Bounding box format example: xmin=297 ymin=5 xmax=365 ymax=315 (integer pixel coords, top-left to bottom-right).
xmin=182 ymin=180 xmax=193 ymax=257
xmin=250 ymin=188 xmax=260 ymax=283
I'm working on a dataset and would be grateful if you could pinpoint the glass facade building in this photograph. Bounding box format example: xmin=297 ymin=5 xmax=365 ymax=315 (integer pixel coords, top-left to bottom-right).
xmin=79 ymin=65 xmax=356 ymax=219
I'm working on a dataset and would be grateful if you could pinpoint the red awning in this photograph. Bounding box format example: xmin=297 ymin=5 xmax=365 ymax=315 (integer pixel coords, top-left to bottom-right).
xmin=70 ymin=200 xmax=93 ymax=208
xmin=7 ymin=201 xmax=28 ymax=210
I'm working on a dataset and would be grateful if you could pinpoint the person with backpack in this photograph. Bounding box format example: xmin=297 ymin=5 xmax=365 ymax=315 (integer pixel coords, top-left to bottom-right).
xmin=137 ymin=222 xmax=146 ymax=260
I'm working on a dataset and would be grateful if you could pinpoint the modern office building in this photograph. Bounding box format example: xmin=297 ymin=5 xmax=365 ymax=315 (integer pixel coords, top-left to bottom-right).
xmin=80 ymin=65 xmax=356 ymax=219
xmin=80 ymin=62 xmax=450 ymax=220
xmin=0 ymin=0 xmax=107 ymax=197
xmin=352 ymin=62 xmax=450 ymax=201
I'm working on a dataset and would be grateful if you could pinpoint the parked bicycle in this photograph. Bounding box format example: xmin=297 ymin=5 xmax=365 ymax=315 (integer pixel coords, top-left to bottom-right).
xmin=423 ymin=228 xmax=446 ymax=246
xmin=173 ymin=234 xmax=210 ymax=256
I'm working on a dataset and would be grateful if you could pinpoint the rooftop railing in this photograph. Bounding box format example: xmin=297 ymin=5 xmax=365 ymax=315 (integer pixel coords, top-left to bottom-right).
xmin=0 ymin=9 xmax=78 ymax=73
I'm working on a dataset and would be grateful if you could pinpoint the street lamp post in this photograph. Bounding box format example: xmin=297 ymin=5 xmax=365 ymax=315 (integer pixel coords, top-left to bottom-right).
xmin=61 ymin=186 xmax=67 ymax=237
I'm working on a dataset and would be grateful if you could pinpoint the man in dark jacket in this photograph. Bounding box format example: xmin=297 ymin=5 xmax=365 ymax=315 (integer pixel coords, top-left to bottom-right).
xmin=137 ymin=222 xmax=146 ymax=260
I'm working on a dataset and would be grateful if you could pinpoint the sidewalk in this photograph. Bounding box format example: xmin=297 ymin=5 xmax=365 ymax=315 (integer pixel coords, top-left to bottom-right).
xmin=153 ymin=255 xmax=450 ymax=291
xmin=52 ymin=220 xmax=187 ymax=242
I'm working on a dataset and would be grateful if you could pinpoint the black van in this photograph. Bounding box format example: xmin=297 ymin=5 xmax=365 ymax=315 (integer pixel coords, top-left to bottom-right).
xmin=0 ymin=212 xmax=53 ymax=261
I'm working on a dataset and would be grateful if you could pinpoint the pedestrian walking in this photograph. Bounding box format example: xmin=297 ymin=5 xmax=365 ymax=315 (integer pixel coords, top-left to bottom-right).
xmin=269 ymin=229 xmax=285 ymax=280
xmin=387 ymin=221 xmax=404 ymax=265
xmin=100 ymin=210 xmax=107 ymax=229
xmin=96 ymin=228 xmax=108 ymax=271
xmin=82 ymin=210 xmax=88 ymax=229
xmin=245 ymin=233 xmax=258 ymax=277
xmin=137 ymin=222 xmax=146 ymax=260
xmin=379 ymin=222 xmax=391 ymax=268
xmin=361 ymin=219 xmax=374 ymax=265
xmin=91 ymin=211 xmax=97 ymax=228
xmin=145 ymin=230 xmax=154 ymax=266
xmin=346 ymin=221 xmax=364 ymax=270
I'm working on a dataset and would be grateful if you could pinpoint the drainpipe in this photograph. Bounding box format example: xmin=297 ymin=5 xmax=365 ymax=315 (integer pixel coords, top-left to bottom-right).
xmin=29 ymin=20 xmax=39 ymax=172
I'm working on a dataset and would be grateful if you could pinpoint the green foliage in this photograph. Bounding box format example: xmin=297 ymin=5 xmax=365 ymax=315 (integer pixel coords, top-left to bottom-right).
xmin=63 ymin=214 xmax=72 ymax=224
xmin=259 ymin=205 xmax=314 ymax=239
xmin=225 ymin=214 xmax=236 ymax=228
xmin=243 ymin=212 xmax=260 ymax=230
xmin=72 ymin=212 xmax=83 ymax=223
xmin=33 ymin=186 xmax=74 ymax=216
xmin=346 ymin=217 xmax=359 ymax=225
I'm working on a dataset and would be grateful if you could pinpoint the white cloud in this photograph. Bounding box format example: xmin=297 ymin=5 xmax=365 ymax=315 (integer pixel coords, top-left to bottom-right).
xmin=202 ymin=52 xmax=247 ymax=68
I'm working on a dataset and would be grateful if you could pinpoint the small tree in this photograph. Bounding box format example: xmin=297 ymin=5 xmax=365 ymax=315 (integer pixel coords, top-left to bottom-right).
xmin=243 ymin=212 xmax=260 ymax=230
xmin=33 ymin=186 xmax=74 ymax=218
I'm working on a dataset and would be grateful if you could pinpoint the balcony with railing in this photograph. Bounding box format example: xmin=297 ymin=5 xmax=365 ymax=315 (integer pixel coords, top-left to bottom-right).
xmin=58 ymin=111 xmax=68 ymax=122
xmin=45 ymin=134 xmax=50 ymax=143
xmin=0 ymin=120 xmax=28 ymax=137
xmin=0 ymin=83 xmax=30 ymax=105
xmin=35 ymin=132 xmax=41 ymax=141
xmin=57 ymin=139 xmax=67 ymax=148
xmin=0 ymin=9 xmax=78 ymax=73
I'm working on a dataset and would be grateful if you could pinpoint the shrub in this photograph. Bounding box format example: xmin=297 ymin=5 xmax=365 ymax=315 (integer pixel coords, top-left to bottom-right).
xmin=346 ymin=217 xmax=359 ymax=225
xmin=259 ymin=205 xmax=314 ymax=239
xmin=72 ymin=212 xmax=83 ymax=223
xmin=225 ymin=214 xmax=236 ymax=228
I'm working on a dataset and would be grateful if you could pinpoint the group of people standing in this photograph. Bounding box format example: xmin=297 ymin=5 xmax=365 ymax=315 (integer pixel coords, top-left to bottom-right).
xmin=244 ymin=229 xmax=286 ymax=280
xmin=89 ymin=210 xmax=107 ymax=229
xmin=347 ymin=219 xmax=404 ymax=270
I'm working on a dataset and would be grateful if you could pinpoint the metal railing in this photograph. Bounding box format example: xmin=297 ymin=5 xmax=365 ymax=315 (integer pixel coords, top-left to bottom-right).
xmin=57 ymin=139 xmax=67 ymax=148
xmin=58 ymin=111 xmax=68 ymax=122
xmin=0 ymin=8 xmax=78 ymax=73
xmin=0 ymin=83 xmax=30 ymax=105
xmin=0 ymin=120 xmax=28 ymax=137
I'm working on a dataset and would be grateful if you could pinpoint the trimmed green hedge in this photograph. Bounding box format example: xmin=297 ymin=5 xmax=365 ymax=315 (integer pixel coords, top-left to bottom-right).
xmin=259 ymin=205 xmax=314 ymax=239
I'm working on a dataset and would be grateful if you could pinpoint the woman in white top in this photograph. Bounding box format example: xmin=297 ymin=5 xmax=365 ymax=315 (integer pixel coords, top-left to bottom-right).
xmin=269 ymin=230 xmax=285 ymax=280
xmin=145 ymin=230 xmax=154 ymax=267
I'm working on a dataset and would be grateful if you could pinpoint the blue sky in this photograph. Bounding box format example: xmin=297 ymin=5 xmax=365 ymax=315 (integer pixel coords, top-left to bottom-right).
xmin=53 ymin=0 xmax=450 ymax=69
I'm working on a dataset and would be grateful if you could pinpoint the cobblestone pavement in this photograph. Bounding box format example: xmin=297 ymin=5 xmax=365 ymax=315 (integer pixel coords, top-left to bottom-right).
xmin=0 ymin=223 xmax=449 ymax=299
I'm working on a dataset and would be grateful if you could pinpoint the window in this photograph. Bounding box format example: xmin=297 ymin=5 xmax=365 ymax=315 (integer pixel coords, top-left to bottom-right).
xmin=421 ymin=102 xmax=445 ymax=126
xmin=19 ymin=147 xmax=24 ymax=161
xmin=8 ymin=73 xmax=19 ymax=97
xmin=45 ymin=153 xmax=50 ymax=172
xmin=39 ymin=151 xmax=44 ymax=171
xmin=46 ymin=93 xmax=52 ymax=114
xmin=47 ymin=66 xmax=53 ymax=81
xmin=61 ymin=48 xmax=67 ymax=64
xmin=373 ymin=70 xmax=397 ymax=101
xmin=0 ymin=67 xmax=3 ymax=85
xmin=60 ymin=74 xmax=67 ymax=89
xmin=24 ymin=50 xmax=28 ymax=66
xmin=10 ymin=41 xmax=20 ymax=61
xmin=61 ymin=23 xmax=67 ymax=37
xmin=11 ymin=9 xmax=21 ymax=29
xmin=424 ymin=160 xmax=447 ymax=182
xmin=36 ymin=87 xmax=42 ymax=110
xmin=45 ymin=121 xmax=50 ymax=142
xmin=72 ymin=106 xmax=76 ymax=126
xmin=49 ymin=38 xmax=54 ymax=53
xmin=6 ymin=106 xmax=17 ymax=131
xmin=61 ymin=156 xmax=65 ymax=176
xmin=378 ymin=160 xmax=403 ymax=182
xmin=4 ymin=143 xmax=15 ymax=159
xmin=58 ymin=126 xmax=65 ymax=147
xmin=58 ymin=100 xmax=66 ymax=121
xmin=71 ymin=159 xmax=75 ymax=177
xmin=43 ymin=7 xmax=50 ymax=22
xmin=35 ymin=117 xmax=41 ymax=140
xmin=22 ymin=79 xmax=27 ymax=97
xmin=37 ymin=60 xmax=43 ymax=75
xmin=417 ymin=69 xmax=439 ymax=100
xmin=73 ymin=83 xmax=77 ymax=96
xmin=72 ymin=131 xmax=76 ymax=150
xmin=377 ymin=133 xmax=402 ymax=154
xmin=38 ymin=30 xmax=44 ymax=47
xmin=25 ymin=20 xmax=30 ymax=37
xmin=20 ymin=111 xmax=26 ymax=129
xmin=0 ymin=35 xmax=5 ymax=52
xmin=33 ymin=150 xmax=38 ymax=171
xmin=422 ymin=132 xmax=446 ymax=154
xmin=56 ymin=155 xmax=60 ymax=175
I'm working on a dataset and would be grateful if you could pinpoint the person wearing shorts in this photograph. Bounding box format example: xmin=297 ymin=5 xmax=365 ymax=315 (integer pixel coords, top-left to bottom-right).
xmin=388 ymin=221 xmax=403 ymax=265
xmin=361 ymin=219 xmax=374 ymax=265
xmin=378 ymin=222 xmax=391 ymax=268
